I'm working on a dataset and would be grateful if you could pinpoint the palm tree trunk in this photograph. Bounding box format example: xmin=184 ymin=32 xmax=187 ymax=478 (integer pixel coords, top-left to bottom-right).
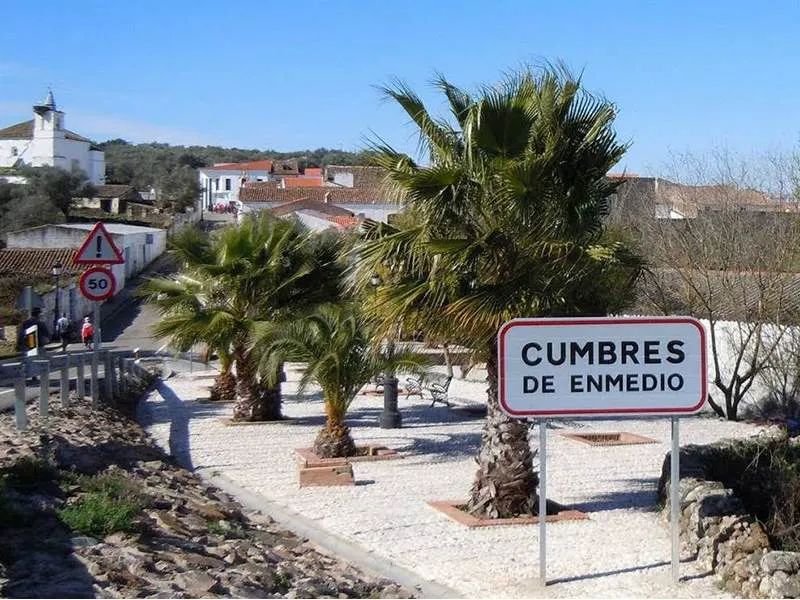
xmin=232 ymin=342 xmax=261 ymax=421
xmin=313 ymin=395 xmax=356 ymax=458
xmin=466 ymin=338 xmax=539 ymax=518
xmin=209 ymin=371 xmax=237 ymax=403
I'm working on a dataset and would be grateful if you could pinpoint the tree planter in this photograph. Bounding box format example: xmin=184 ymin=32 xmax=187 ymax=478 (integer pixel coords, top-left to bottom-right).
xmin=295 ymin=445 xmax=401 ymax=468
xmin=427 ymin=500 xmax=588 ymax=528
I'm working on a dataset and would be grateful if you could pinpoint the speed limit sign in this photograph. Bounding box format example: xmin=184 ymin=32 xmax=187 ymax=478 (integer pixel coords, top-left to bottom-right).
xmin=79 ymin=267 xmax=117 ymax=301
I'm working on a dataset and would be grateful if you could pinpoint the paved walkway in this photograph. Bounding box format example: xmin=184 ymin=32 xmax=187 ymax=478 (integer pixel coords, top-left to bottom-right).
xmin=139 ymin=366 xmax=760 ymax=598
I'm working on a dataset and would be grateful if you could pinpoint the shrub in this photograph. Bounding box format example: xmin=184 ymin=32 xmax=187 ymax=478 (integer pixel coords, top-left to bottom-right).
xmin=708 ymin=437 xmax=800 ymax=551
xmin=58 ymin=473 xmax=148 ymax=538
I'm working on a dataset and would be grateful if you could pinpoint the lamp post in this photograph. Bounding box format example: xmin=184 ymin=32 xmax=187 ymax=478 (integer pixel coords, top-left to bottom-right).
xmin=371 ymin=273 xmax=402 ymax=429
xmin=51 ymin=260 xmax=63 ymax=333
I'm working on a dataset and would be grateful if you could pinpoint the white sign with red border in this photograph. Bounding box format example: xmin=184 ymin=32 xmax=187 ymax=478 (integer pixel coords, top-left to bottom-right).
xmin=498 ymin=316 xmax=707 ymax=418
xmin=73 ymin=222 xmax=125 ymax=265
xmin=79 ymin=267 xmax=117 ymax=302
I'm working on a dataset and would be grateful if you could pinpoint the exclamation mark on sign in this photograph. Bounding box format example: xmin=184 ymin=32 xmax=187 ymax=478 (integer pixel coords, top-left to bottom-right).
xmin=96 ymin=237 xmax=102 ymax=258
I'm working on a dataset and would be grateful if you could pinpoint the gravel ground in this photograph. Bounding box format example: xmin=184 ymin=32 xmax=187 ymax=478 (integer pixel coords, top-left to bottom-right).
xmin=139 ymin=365 xmax=762 ymax=598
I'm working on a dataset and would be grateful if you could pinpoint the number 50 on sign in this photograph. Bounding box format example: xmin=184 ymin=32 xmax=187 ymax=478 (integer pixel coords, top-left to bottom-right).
xmin=79 ymin=267 xmax=116 ymax=302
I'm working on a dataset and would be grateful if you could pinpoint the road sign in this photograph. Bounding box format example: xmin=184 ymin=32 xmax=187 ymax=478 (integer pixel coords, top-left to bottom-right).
xmin=73 ymin=222 xmax=125 ymax=265
xmin=498 ymin=316 xmax=707 ymax=418
xmin=79 ymin=267 xmax=116 ymax=301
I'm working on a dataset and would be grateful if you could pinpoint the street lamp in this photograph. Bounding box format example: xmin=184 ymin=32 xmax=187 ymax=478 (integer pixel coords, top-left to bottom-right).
xmin=370 ymin=272 xmax=402 ymax=428
xmin=52 ymin=260 xmax=63 ymax=333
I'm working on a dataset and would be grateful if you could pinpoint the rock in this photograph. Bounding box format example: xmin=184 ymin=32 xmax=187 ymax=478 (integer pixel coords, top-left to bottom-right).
xmin=759 ymin=570 xmax=800 ymax=598
xmin=761 ymin=551 xmax=800 ymax=575
xmin=70 ymin=535 xmax=100 ymax=548
xmin=174 ymin=570 xmax=218 ymax=596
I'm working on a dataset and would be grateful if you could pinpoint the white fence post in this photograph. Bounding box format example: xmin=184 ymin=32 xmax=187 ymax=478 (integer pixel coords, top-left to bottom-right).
xmin=103 ymin=350 xmax=113 ymax=401
xmin=76 ymin=352 xmax=86 ymax=398
xmin=34 ymin=359 xmax=50 ymax=419
xmin=90 ymin=349 xmax=99 ymax=408
xmin=59 ymin=354 xmax=70 ymax=408
xmin=10 ymin=362 xmax=27 ymax=430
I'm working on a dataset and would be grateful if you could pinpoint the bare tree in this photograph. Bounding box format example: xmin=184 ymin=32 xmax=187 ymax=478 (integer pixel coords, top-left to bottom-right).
xmin=619 ymin=149 xmax=800 ymax=420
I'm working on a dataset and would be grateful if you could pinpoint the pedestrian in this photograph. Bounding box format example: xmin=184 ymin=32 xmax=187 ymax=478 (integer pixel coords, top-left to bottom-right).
xmin=55 ymin=312 xmax=71 ymax=352
xmin=81 ymin=316 xmax=95 ymax=349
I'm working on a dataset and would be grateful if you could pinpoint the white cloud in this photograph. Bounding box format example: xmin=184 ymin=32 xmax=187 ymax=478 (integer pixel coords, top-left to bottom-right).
xmin=70 ymin=112 xmax=215 ymax=146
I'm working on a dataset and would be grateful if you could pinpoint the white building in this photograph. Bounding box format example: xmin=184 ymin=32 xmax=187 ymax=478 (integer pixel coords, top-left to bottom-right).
xmin=0 ymin=91 xmax=105 ymax=185
xmin=3 ymin=223 xmax=167 ymax=292
xmin=199 ymin=160 xmax=275 ymax=209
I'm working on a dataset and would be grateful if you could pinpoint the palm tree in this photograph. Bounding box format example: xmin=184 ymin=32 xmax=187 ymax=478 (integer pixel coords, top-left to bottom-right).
xmin=143 ymin=215 xmax=343 ymax=421
xmin=257 ymin=304 xmax=428 ymax=458
xmin=352 ymin=66 xmax=642 ymax=517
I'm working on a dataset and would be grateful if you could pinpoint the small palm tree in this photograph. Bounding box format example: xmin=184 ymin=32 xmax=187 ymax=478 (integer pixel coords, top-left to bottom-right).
xmin=144 ymin=271 xmax=239 ymax=403
xmin=142 ymin=215 xmax=343 ymax=421
xmin=257 ymin=304 xmax=428 ymax=458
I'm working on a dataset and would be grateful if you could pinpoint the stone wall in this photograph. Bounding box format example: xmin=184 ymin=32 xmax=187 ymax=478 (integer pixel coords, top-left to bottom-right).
xmin=658 ymin=439 xmax=800 ymax=597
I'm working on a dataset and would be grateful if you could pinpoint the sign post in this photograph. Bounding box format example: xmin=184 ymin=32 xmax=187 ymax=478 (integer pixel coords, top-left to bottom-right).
xmin=73 ymin=222 xmax=124 ymax=406
xmin=498 ymin=316 xmax=706 ymax=585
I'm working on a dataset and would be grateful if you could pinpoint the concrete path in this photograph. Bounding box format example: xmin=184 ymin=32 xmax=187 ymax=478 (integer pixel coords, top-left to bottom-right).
xmin=139 ymin=366 xmax=761 ymax=598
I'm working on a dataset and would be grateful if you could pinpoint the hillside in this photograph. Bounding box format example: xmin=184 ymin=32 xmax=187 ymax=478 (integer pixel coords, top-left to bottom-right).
xmin=99 ymin=140 xmax=375 ymax=189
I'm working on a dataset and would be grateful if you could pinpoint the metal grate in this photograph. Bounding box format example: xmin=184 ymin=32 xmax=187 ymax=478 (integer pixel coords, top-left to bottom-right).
xmin=560 ymin=432 xmax=658 ymax=446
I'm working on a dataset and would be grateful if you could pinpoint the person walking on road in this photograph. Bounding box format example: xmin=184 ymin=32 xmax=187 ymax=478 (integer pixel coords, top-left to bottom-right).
xmin=81 ymin=316 xmax=95 ymax=349
xmin=55 ymin=313 xmax=71 ymax=352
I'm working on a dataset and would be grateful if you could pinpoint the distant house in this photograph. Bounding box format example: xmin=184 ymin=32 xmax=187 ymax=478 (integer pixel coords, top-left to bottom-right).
xmin=0 ymin=90 xmax=105 ymax=185
xmin=609 ymin=175 xmax=800 ymax=222
xmin=198 ymin=159 xmax=304 ymax=209
xmin=324 ymin=165 xmax=386 ymax=188
xmin=3 ymin=223 xmax=167 ymax=291
xmin=237 ymin=184 xmax=399 ymax=230
xmin=0 ymin=247 xmax=90 ymax=324
xmin=73 ymin=184 xmax=139 ymax=214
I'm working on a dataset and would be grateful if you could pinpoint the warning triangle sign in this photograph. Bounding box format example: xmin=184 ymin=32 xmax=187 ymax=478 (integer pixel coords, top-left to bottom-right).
xmin=73 ymin=222 xmax=125 ymax=265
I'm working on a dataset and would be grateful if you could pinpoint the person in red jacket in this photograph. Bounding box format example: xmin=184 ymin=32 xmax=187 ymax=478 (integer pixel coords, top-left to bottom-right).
xmin=81 ymin=317 xmax=95 ymax=349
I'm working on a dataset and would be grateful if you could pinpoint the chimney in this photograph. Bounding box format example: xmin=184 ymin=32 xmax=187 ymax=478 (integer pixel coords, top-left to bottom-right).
xmin=324 ymin=192 xmax=330 ymax=204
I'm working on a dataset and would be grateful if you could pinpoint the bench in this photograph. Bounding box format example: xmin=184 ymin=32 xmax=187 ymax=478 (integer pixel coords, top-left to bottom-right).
xmin=405 ymin=372 xmax=453 ymax=407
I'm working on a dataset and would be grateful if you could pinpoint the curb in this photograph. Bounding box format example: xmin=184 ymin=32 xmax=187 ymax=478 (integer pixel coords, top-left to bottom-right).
xmin=200 ymin=469 xmax=462 ymax=599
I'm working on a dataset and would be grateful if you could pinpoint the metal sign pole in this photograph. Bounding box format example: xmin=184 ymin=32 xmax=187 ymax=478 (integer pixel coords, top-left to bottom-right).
xmin=671 ymin=417 xmax=680 ymax=582
xmin=539 ymin=418 xmax=548 ymax=585
xmin=91 ymin=301 xmax=101 ymax=407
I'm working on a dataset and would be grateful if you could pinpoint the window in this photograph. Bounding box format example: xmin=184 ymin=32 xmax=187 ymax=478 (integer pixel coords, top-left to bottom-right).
xmin=10 ymin=147 xmax=17 ymax=157
xmin=145 ymin=234 xmax=154 ymax=244
xmin=71 ymin=159 xmax=79 ymax=171
xmin=214 ymin=178 xmax=219 ymax=191
xmin=225 ymin=178 xmax=232 ymax=191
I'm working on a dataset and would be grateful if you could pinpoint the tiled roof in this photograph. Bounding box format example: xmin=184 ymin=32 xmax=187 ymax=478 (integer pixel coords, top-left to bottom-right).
xmin=268 ymin=198 xmax=355 ymax=218
xmin=325 ymin=165 xmax=387 ymax=188
xmin=208 ymin=160 xmax=274 ymax=172
xmin=324 ymin=215 xmax=362 ymax=228
xmin=239 ymin=183 xmax=389 ymax=204
xmin=0 ymin=120 xmax=34 ymax=140
xmin=92 ymin=184 xmax=136 ymax=198
xmin=0 ymin=119 xmax=93 ymax=144
xmin=0 ymin=248 xmax=81 ymax=277
xmin=304 ymin=168 xmax=322 ymax=177
xmin=282 ymin=177 xmax=323 ymax=188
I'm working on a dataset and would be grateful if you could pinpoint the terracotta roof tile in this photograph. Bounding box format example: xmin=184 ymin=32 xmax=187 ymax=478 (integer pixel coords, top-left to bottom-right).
xmin=92 ymin=184 xmax=136 ymax=198
xmin=282 ymin=177 xmax=323 ymax=188
xmin=304 ymin=168 xmax=322 ymax=177
xmin=266 ymin=198 xmax=354 ymax=218
xmin=0 ymin=248 xmax=81 ymax=277
xmin=239 ymin=183 xmax=388 ymax=204
xmin=0 ymin=119 xmax=93 ymax=144
xmin=324 ymin=165 xmax=387 ymax=188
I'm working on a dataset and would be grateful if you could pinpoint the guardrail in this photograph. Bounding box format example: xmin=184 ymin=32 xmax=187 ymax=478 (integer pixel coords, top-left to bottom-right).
xmin=0 ymin=349 xmax=151 ymax=431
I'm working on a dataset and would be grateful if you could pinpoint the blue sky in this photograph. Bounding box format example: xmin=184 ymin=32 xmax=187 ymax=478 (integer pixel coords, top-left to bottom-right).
xmin=1 ymin=0 xmax=798 ymax=175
